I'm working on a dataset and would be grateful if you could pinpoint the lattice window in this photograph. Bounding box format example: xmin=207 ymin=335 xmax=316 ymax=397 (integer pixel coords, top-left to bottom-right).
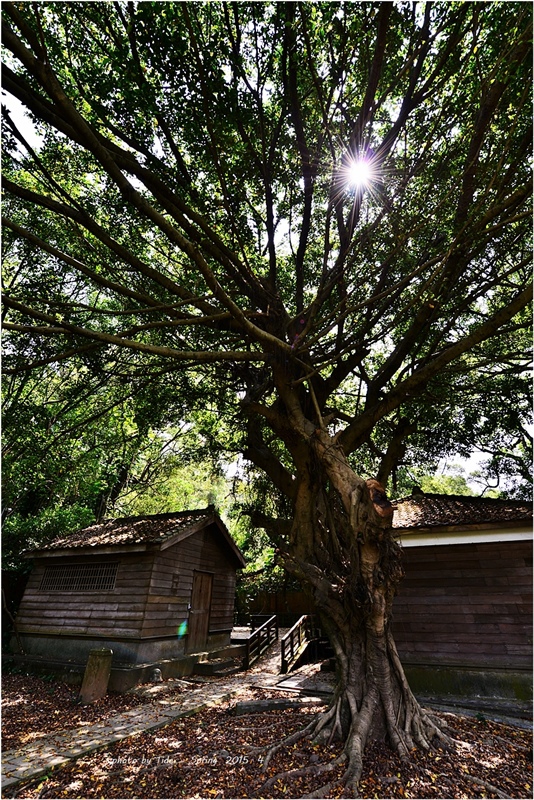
xmin=40 ymin=562 xmax=119 ymax=592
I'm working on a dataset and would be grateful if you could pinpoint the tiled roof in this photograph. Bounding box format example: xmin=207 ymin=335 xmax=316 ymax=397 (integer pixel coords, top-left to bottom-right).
xmin=392 ymin=494 xmax=532 ymax=530
xmin=31 ymin=496 xmax=533 ymax=551
xmin=38 ymin=508 xmax=215 ymax=550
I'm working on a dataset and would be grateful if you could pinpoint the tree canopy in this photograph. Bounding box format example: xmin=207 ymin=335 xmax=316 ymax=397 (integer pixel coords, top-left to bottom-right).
xmin=2 ymin=1 xmax=531 ymax=510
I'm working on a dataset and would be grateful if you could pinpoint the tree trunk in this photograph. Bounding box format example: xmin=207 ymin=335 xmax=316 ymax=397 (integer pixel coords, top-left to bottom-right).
xmin=273 ymin=429 xmax=450 ymax=795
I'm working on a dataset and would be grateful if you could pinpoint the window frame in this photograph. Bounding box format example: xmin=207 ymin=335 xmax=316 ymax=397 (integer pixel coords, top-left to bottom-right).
xmin=39 ymin=562 xmax=119 ymax=593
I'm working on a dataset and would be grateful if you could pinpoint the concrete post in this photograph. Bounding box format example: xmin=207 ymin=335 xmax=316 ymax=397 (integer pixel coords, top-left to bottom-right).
xmin=79 ymin=648 xmax=113 ymax=704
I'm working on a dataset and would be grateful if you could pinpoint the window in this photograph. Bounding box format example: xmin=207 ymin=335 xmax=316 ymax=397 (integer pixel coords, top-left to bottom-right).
xmin=40 ymin=562 xmax=118 ymax=592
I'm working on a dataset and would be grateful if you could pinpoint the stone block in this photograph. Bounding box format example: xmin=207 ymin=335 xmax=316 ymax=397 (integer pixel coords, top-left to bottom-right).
xmin=79 ymin=648 xmax=113 ymax=705
xmin=232 ymin=697 xmax=325 ymax=715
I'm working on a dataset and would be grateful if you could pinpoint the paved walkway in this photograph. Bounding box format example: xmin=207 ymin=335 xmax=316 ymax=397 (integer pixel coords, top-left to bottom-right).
xmin=1 ymin=635 xmax=286 ymax=792
xmin=1 ymin=669 xmax=281 ymax=791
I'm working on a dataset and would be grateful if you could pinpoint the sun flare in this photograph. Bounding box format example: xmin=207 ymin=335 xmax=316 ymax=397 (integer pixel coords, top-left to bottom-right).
xmin=346 ymin=158 xmax=374 ymax=189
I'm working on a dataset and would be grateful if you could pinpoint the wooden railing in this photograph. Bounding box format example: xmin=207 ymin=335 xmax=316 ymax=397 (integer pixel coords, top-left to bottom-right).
xmin=280 ymin=614 xmax=314 ymax=674
xmin=243 ymin=614 xmax=278 ymax=669
xmin=250 ymin=614 xmax=275 ymax=631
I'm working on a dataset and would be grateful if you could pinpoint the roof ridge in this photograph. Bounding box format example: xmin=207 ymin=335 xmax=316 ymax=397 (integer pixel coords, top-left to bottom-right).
xmin=30 ymin=507 xmax=218 ymax=553
xmin=392 ymin=493 xmax=532 ymax=530
xmin=394 ymin=493 xmax=532 ymax=505
xmin=92 ymin=506 xmax=215 ymax=526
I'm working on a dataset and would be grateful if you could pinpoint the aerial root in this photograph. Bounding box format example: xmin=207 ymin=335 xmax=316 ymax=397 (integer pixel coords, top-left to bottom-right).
xmin=256 ymin=673 xmax=457 ymax=799
xmin=328 ymin=697 xmax=343 ymax=744
xmin=397 ymin=699 xmax=456 ymax=757
xmin=424 ymin=708 xmax=447 ymax=727
xmin=302 ymin=781 xmax=340 ymax=798
xmin=402 ymin=703 xmax=415 ymax=750
xmin=302 ymin=725 xmax=367 ymax=798
xmin=387 ymin=629 xmax=457 ymax=752
xmin=261 ymin=715 xmax=318 ymax=771
xmin=258 ymin=696 xmax=359 ymax=798
xmin=323 ymin=689 xmax=372 ymax=797
xmin=241 ymin=741 xmax=269 ymax=755
xmin=418 ymin=706 xmax=457 ymax=748
xmin=311 ymin=699 xmax=340 ymax=740
xmin=310 ymin=697 xmax=343 ymax=745
xmin=387 ymin=637 xmax=457 ymax=754
xmin=297 ymin=724 xmax=366 ymax=800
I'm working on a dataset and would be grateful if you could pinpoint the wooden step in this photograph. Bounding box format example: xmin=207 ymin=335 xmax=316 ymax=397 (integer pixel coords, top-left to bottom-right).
xmin=212 ymin=664 xmax=242 ymax=677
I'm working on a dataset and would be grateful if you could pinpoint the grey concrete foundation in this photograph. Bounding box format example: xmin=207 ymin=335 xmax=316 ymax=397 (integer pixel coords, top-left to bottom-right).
xmin=4 ymin=643 xmax=247 ymax=693
xmin=11 ymin=629 xmax=233 ymax=666
xmin=403 ymin=663 xmax=532 ymax=702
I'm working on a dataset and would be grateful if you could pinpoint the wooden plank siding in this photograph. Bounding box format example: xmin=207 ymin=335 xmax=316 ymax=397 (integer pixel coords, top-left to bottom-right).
xmin=15 ymin=554 xmax=152 ymax=638
xmin=142 ymin=524 xmax=238 ymax=639
xmin=14 ymin=512 xmax=244 ymax=666
xmin=17 ymin=538 xmax=236 ymax=641
xmin=246 ymin=539 xmax=532 ymax=673
xmin=392 ymin=540 xmax=532 ymax=670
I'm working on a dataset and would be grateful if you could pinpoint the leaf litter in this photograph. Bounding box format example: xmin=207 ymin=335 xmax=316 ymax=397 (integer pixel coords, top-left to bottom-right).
xmin=2 ymin=672 xmax=531 ymax=798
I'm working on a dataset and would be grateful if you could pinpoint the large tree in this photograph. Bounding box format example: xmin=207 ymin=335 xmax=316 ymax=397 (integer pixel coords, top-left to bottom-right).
xmin=2 ymin=1 xmax=531 ymax=793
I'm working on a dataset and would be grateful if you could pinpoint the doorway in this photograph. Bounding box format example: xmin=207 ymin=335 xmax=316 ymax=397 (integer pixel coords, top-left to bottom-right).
xmin=187 ymin=570 xmax=213 ymax=652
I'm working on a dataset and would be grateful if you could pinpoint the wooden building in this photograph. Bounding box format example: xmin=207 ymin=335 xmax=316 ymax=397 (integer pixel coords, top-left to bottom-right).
xmin=247 ymin=492 xmax=532 ymax=695
xmin=391 ymin=493 xmax=532 ymax=696
xmin=14 ymin=508 xmax=246 ymax=666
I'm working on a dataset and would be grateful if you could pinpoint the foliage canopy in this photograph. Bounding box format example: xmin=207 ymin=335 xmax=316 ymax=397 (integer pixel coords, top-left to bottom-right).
xmin=2 ymin=0 xmax=532 ymax=533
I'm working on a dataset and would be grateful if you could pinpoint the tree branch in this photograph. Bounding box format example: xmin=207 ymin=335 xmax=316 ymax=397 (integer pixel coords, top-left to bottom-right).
xmin=2 ymin=296 xmax=266 ymax=364
xmin=339 ymin=283 xmax=533 ymax=453
xmin=284 ymin=2 xmax=315 ymax=313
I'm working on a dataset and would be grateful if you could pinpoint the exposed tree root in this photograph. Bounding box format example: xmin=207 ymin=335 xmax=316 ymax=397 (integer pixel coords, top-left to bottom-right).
xmin=463 ymin=773 xmax=512 ymax=799
xmin=254 ymin=623 xmax=458 ymax=797
xmin=257 ymin=672 xmax=458 ymax=798
xmin=490 ymin=733 xmax=531 ymax=754
xmin=262 ymin=715 xmax=318 ymax=770
xmin=234 ymin=720 xmax=296 ymax=733
xmin=258 ymin=755 xmax=346 ymax=794
xmin=384 ymin=631 xmax=458 ymax=760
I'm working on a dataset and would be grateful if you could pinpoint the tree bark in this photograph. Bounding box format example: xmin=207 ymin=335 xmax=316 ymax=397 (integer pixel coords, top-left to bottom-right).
xmin=274 ymin=429 xmax=450 ymax=795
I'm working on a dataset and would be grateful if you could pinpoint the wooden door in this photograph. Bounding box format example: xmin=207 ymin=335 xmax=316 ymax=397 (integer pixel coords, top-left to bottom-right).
xmin=187 ymin=571 xmax=213 ymax=653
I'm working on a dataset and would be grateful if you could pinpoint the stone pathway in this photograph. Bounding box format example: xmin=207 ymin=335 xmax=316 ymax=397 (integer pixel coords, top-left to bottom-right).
xmin=1 ymin=670 xmax=279 ymax=791
xmin=1 ymin=635 xmax=288 ymax=792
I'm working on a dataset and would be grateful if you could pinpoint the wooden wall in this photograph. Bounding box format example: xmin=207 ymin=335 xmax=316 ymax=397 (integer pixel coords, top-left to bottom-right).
xmin=143 ymin=523 xmax=237 ymax=639
xmin=16 ymin=523 xmax=239 ymax=645
xmin=244 ymin=538 xmax=532 ymax=672
xmin=392 ymin=540 xmax=532 ymax=670
xmin=247 ymin=590 xmax=314 ymax=619
xmin=17 ymin=526 xmax=239 ymax=638
xmin=15 ymin=553 xmax=151 ymax=639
